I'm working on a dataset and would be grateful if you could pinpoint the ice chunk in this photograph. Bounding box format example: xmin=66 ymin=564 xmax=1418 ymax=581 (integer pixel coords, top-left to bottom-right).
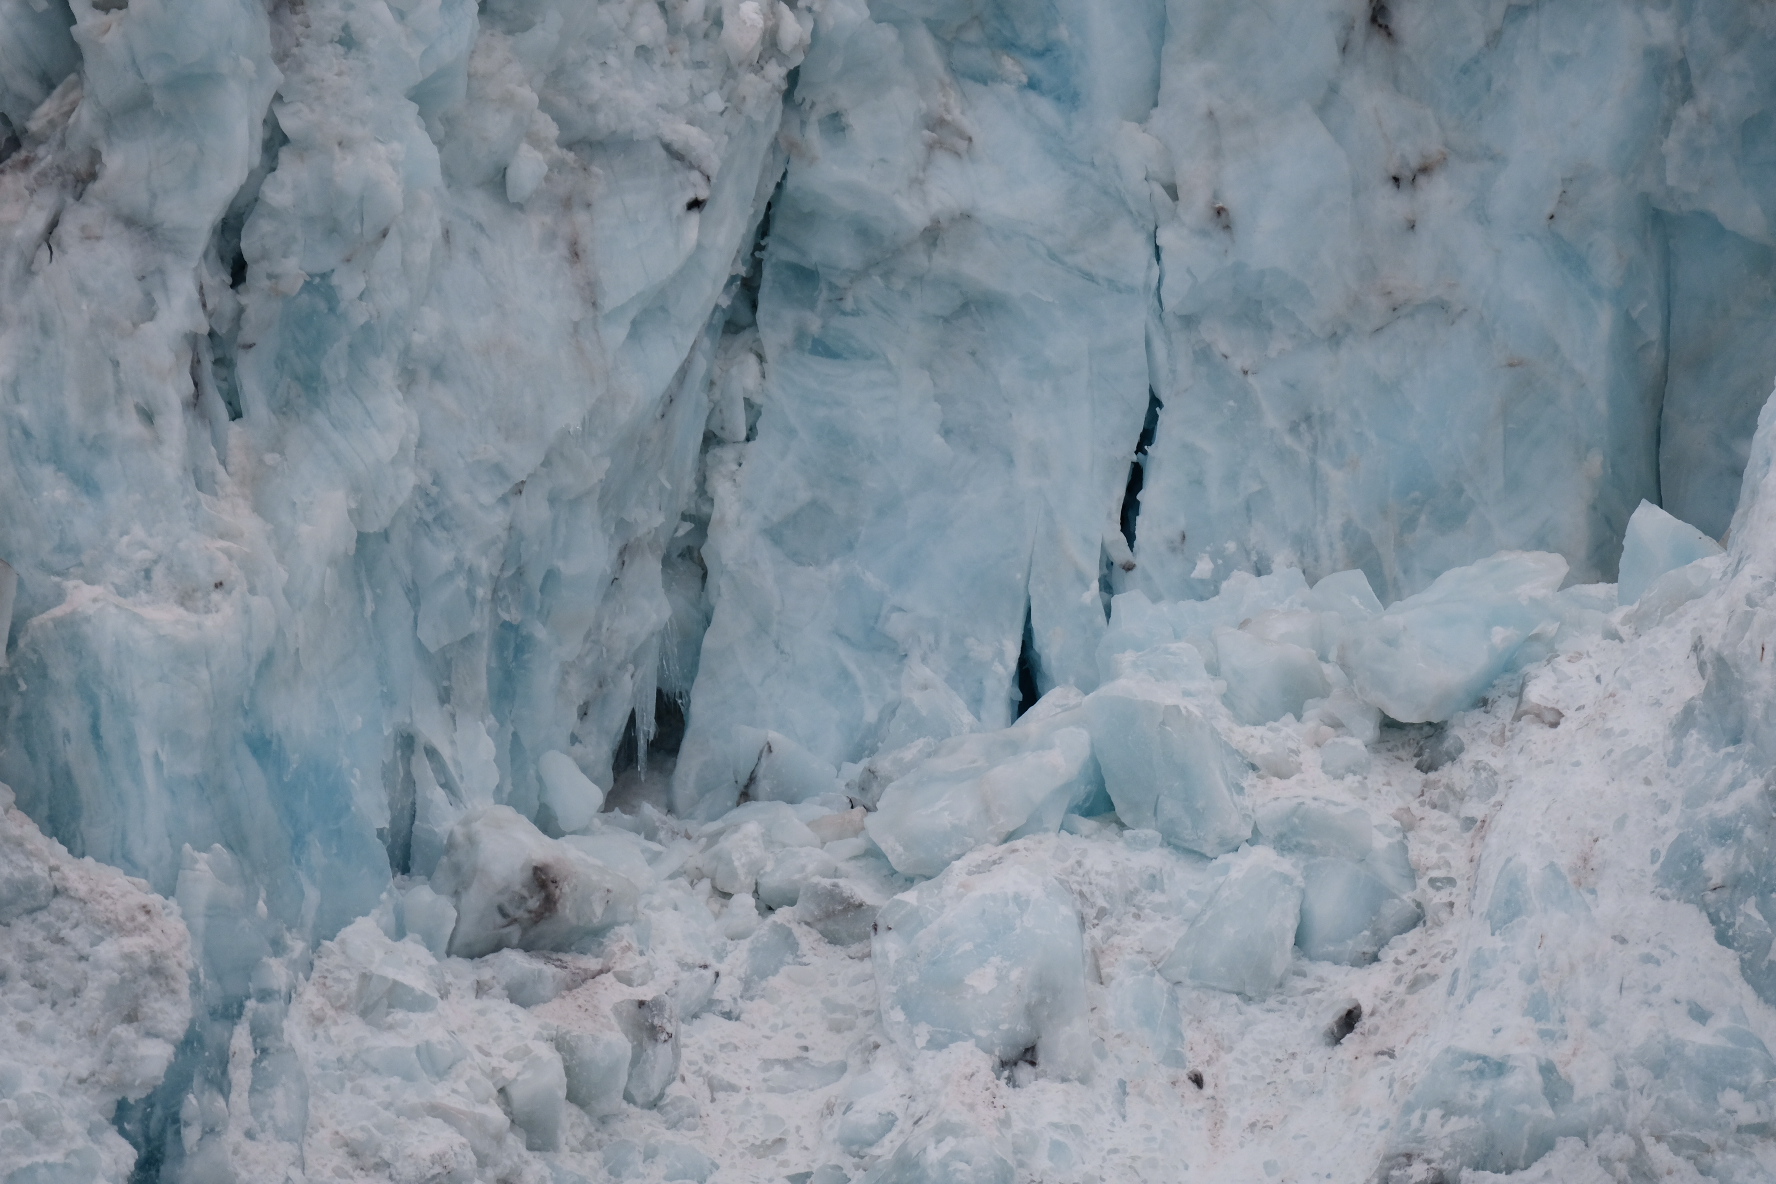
xmin=1338 ymin=552 xmax=1568 ymax=723
xmin=874 ymin=858 xmax=1090 ymax=1077
xmin=1159 ymin=846 xmax=1302 ymax=997
xmin=537 ymin=751 xmax=605 ymax=834
xmin=866 ymin=723 xmax=1096 ymax=878
xmin=1086 ymin=650 xmax=1254 ymax=857
xmin=557 ymin=1029 xmax=632 ymax=1118
xmin=503 ymin=1047 xmax=568 ymax=1152
xmin=1097 ymin=570 xmax=1312 ymax=680
xmin=1106 ymin=958 xmax=1188 ymax=1068
xmin=1214 ymin=627 xmax=1331 ymax=725
xmin=1617 ymin=500 xmax=1724 ymax=605
xmin=1383 ymin=1049 xmax=1583 ymax=1178
xmin=1318 ymin=736 xmax=1370 ymax=779
xmin=431 ymin=806 xmax=641 ymax=958
xmin=614 ymin=994 xmax=680 ymax=1109
xmin=1258 ymin=797 xmax=1421 ymax=965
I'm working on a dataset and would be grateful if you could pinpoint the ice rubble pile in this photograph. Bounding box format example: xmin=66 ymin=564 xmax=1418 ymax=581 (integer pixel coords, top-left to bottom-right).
xmin=0 ymin=785 xmax=192 ymax=1184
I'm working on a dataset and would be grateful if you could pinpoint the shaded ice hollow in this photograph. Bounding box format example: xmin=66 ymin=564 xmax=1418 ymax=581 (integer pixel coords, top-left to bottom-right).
xmin=2 ymin=0 xmax=1776 ymax=1182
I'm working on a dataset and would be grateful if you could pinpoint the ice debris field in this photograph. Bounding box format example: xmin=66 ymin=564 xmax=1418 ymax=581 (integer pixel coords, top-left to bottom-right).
xmin=4 ymin=0 xmax=1776 ymax=1182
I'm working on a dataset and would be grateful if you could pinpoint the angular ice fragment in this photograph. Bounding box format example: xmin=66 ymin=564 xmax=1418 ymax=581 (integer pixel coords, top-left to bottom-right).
xmin=791 ymin=877 xmax=883 ymax=946
xmin=1318 ymin=736 xmax=1370 ymax=779
xmin=866 ymin=723 xmax=1096 ymax=878
xmin=614 ymin=994 xmax=680 ymax=1109
xmin=755 ymin=846 xmax=840 ymax=909
xmin=1159 ymin=846 xmax=1302 ymax=997
xmin=1214 ymin=627 xmax=1331 ymax=725
xmin=1107 ymin=958 xmax=1188 ymax=1068
xmin=1617 ymin=500 xmax=1724 ymax=605
xmin=873 ymin=860 xmax=1090 ymax=1077
xmin=1097 ymin=570 xmax=1312 ymax=680
xmin=503 ymin=1048 xmax=568 ymax=1151
xmin=557 ymin=1029 xmax=631 ymax=1117
xmin=676 ymin=727 xmax=843 ymax=816
xmin=537 ymin=751 xmax=605 ymax=834
xmin=872 ymin=1120 xmax=1014 ymax=1184
xmin=1385 ymin=1048 xmax=1582 ymax=1177
xmin=431 ymin=806 xmax=640 ymax=958
xmin=1086 ymin=649 xmax=1254 ymax=857
xmin=1258 ymin=797 xmax=1420 ymax=965
xmin=1338 ymin=552 xmax=1568 ymax=723
xmin=1621 ymin=554 xmax=1728 ymax=631
xmin=397 ymin=882 xmax=457 ymax=959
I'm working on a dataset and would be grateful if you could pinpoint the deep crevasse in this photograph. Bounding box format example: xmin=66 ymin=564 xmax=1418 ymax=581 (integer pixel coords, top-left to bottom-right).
xmin=2 ymin=0 xmax=1776 ymax=1181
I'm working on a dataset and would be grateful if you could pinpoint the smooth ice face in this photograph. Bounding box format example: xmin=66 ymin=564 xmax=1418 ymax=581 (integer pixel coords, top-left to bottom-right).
xmin=1159 ymin=846 xmax=1302 ymax=998
xmin=873 ymin=855 xmax=1091 ymax=1078
xmin=1214 ymin=627 xmax=1331 ymax=726
xmin=866 ymin=722 xmax=1096 ymax=879
xmin=1617 ymin=499 xmax=1725 ymax=604
xmin=1086 ymin=651 xmax=1255 ymax=857
xmin=1339 ymin=552 xmax=1568 ymax=723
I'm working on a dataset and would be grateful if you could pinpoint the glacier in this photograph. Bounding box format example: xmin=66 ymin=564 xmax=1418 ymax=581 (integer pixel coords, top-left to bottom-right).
xmin=2 ymin=0 xmax=1776 ymax=1181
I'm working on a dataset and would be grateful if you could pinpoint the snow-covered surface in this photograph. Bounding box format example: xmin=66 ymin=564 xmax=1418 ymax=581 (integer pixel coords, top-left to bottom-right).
xmin=0 ymin=784 xmax=192 ymax=1183
xmin=3 ymin=0 xmax=1776 ymax=1180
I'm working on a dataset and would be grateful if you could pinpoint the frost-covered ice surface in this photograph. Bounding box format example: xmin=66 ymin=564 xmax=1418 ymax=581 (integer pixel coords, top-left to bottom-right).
xmin=4 ymin=0 xmax=1776 ymax=1181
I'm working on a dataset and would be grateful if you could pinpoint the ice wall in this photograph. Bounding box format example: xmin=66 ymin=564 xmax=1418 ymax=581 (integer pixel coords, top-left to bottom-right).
xmin=0 ymin=0 xmax=806 ymax=927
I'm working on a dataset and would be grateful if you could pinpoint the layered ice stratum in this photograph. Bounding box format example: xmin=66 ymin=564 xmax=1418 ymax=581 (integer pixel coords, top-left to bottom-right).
xmin=3 ymin=0 xmax=1776 ymax=1181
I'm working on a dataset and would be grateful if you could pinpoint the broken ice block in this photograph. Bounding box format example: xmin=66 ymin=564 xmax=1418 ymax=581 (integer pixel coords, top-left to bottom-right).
xmin=1159 ymin=846 xmax=1302 ymax=997
xmin=1258 ymin=797 xmax=1421 ymax=965
xmin=1214 ymin=627 xmax=1331 ymax=725
xmin=866 ymin=722 xmax=1096 ymax=878
xmin=1338 ymin=551 xmax=1568 ymax=723
xmin=873 ymin=858 xmax=1090 ymax=1077
xmin=1086 ymin=649 xmax=1254 ymax=857
xmin=537 ymin=751 xmax=605 ymax=834
xmin=431 ymin=806 xmax=641 ymax=958
xmin=1617 ymin=500 xmax=1724 ymax=605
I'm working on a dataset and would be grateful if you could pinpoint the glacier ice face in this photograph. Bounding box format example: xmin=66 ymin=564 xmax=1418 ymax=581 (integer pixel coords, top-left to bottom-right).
xmin=3 ymin=0 xmax=1776 ymax=1180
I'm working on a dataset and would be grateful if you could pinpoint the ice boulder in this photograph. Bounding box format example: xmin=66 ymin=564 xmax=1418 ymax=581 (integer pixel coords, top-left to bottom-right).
xmin=431 ymin=806 xmax=642 ymax=958
xmin=1338 ymin=552 xmax=1568 ymax=723
xmin=1214 ymin=627 xmax=1332 ymax=725
xmin=1097 ymin=570 xmax=1311 ymax=681
xmin=873 ymin=856 xmax=1091 ymax=1077
xmin=536 ymin=751 xmax=605 ymax=834
xmin=869 ymin=1119 xmax=1014 ymax=1184
xmin=1159 ymin=846 xmax=1302 ymax=998
xmin=1086 ymin=645 xmax=1254 ymax=857
xmin=867 ymin=702 xmax=1099 ymax=877
xmin=1258 ymin=798 xmax=1421 ymax=965
xmin=1381 ymin=1048 xmax=1585 ymax=1179
xmin=1617 ymin=500 xmax=1724 ymax=605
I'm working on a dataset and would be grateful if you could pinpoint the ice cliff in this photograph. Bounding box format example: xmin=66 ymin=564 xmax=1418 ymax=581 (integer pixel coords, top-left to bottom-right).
xmin=2 ymin=0 xmax=1776 ymax=1181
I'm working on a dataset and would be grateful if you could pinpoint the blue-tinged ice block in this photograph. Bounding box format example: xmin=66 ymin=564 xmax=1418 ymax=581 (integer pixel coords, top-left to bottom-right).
xmin=873 ymin=857 xmax=1091 ymax=1078
xmin=1158 ymin=846 xmax=1302 ymax=998
xmin=431 ymin=807 xmax=641 ymax=957
xmin=1338 ymin=552 xmax=1568 ymax=723
xmin=1383 ymin=1048 xmax=1585 ymax=1179
xmin=1097 ymin=570 xmax=1311 ymax=681
xmin=1258 ymin=797 xmax=1420 ymax=965
xmin=1214 ymin=628 xmax=1330 ymax=725
xmin=1617 ymin=500 xmax=1724 ymax=605
xmin=1086 ymin=646 xmax=1254 ymax=857
xmin=866 ymin=725 xmax=1094 ymax=878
